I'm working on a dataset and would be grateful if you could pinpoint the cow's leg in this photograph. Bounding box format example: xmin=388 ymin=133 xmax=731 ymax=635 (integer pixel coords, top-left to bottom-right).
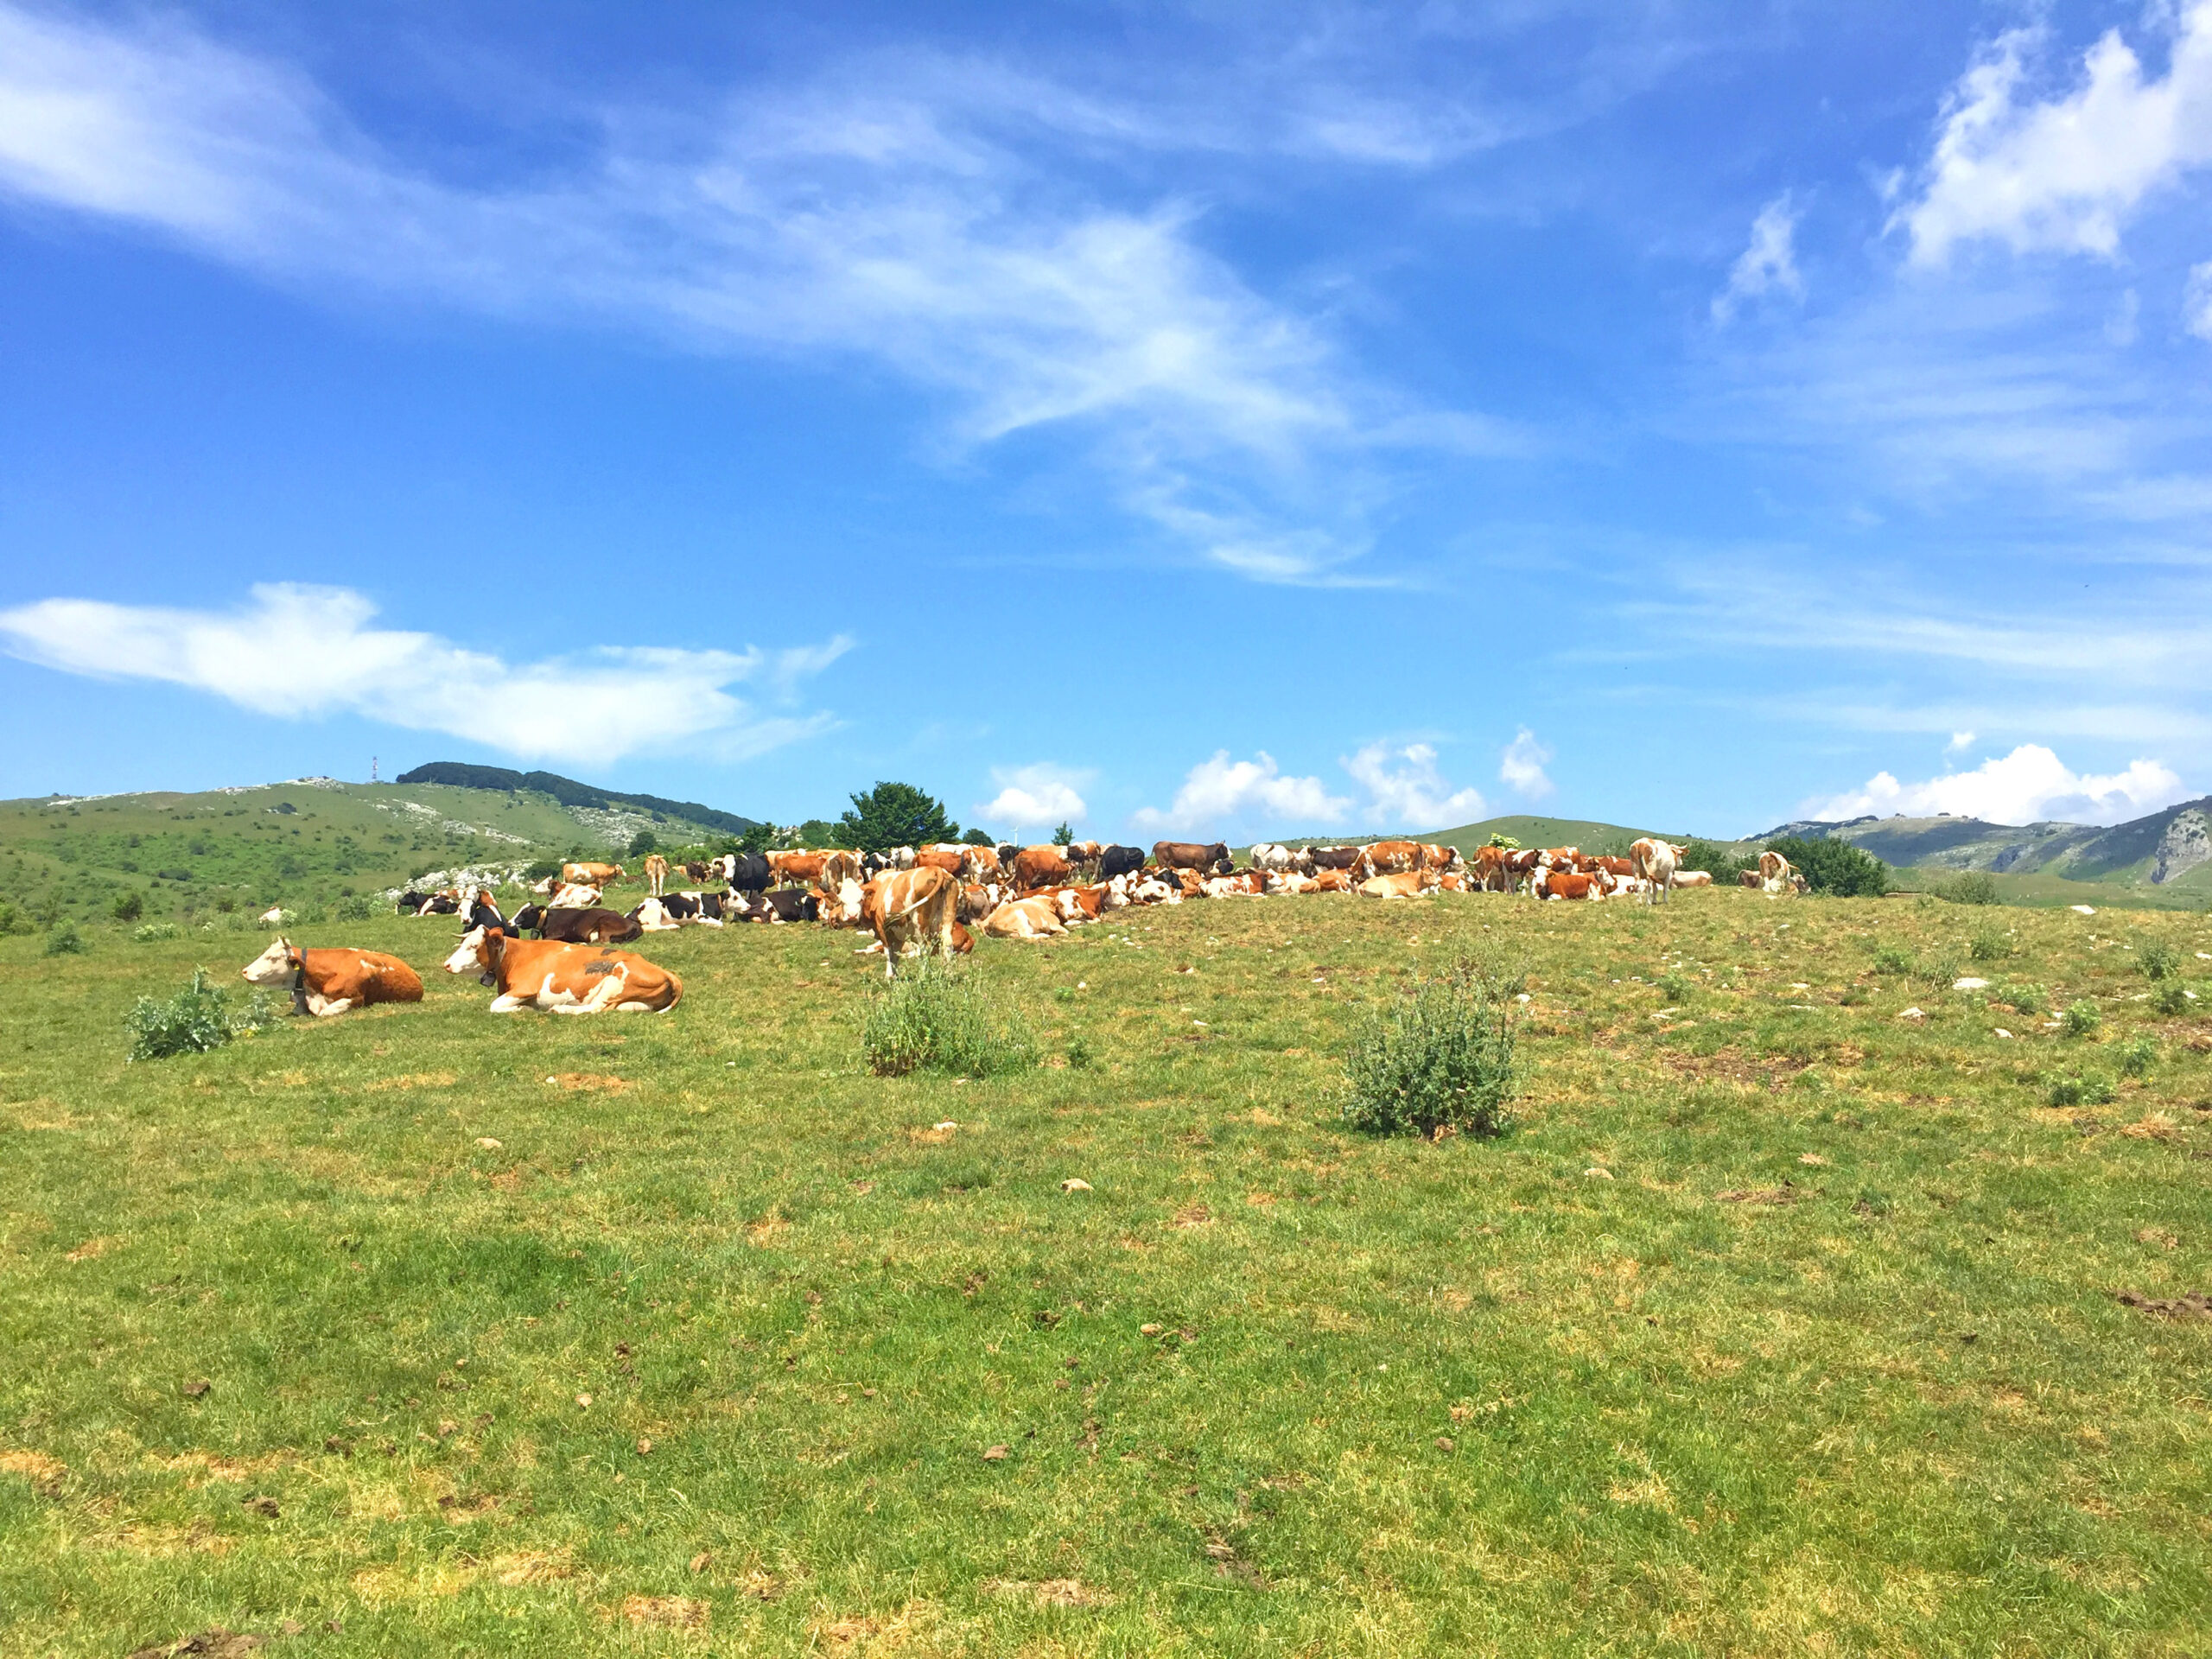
xmin=309 ymin=995 xmax=354 ymax=1017
xmin=487 ymin=993 xmax=530 ymax=1013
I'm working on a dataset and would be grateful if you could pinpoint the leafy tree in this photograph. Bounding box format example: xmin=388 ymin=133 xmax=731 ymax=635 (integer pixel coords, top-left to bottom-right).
xmin=626 ymin=828 xmax=659 ymax=857
xmin=836 ymin=783 xmax=958 ymax=853
xmin=1679 ymin=839 xmax=1758 ymax=882
xmin=734 ymin=823 xmax=775 ymax=855
xmin=1766 ymin=835 xmax=1891 ymax=898
xmin=962 ymin=828 xmax=995 ymax=847
xmin=111 ymin=890 xmax=145 ymax=923
xmin=1052 ymin=822 xmax=1074 ymax=845
xmin=795 ymin=819 xmax=842 ymax=849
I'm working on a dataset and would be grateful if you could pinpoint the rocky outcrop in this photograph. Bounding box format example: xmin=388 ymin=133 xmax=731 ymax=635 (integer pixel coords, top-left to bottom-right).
xmin=2152 ymin=808 xmax=2210 ymax=884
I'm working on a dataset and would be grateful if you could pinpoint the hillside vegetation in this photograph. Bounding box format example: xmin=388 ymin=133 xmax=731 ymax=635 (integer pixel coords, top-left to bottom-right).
xmin=3 ymin=887 xmax=2209 ymax=1654
xmin=0 ymin=779 xmax=734 ymax=931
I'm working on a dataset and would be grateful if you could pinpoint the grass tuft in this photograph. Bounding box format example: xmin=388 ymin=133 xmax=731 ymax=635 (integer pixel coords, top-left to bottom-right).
xmin=860 ymin=959 xmax=1038 ymax=1078
xmin=1343 ymin=956 xmax=1520 ymax=1139
xmin=2062 ymin=999 xmax=2102 ymax=1039
xmin=2046 ymin=1071 xmax=2116 ymax=1108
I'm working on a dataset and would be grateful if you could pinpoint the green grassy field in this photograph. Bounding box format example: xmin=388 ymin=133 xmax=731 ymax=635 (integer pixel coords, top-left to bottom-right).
xmin=3 ymin=888 xmax=2210 ymax=1655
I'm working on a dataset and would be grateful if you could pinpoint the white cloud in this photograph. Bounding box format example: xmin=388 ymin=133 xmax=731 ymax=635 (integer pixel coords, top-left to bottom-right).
xmin=2185 ymin=261 xmax=2212 ymax=340
xmin=1712 ymin=194 xmax=1802 ymax=322
xmin=1129 ymin=751 xmax=1351 ymax=836
xmin=1800 ymin=743 xmax=2189 ymax=826
xmin=0 ymin=583 xmax=847 ymax=766
xmin=1498 ymin=727 xmax=1554 ymax=800
xmin=977 ymin=764 xmax=1091 ymax=830
xmin=1341 ymin=742 xmax=1485 ymax=827
xmin=0 ymin=3 xmax=1520 ymax=586
xmin=1946 ymin=729 xmax=1976 ymax=753
xmin=1897 ymin=6 xmax=2212 ymax=265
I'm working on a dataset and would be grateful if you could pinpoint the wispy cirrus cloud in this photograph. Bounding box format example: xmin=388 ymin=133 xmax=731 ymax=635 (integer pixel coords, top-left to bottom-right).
xmin=0 ymin=3 xmax=1539 ymax=585
xmin=0 ymin=584 xmax=848 ymax=766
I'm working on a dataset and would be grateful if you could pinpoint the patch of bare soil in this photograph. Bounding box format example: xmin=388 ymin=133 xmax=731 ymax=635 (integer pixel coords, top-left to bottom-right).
xmin=127 ymin=1632 xmax=268 ymax=1659
xmin=2117 ymin=1289 xmax=2212 ymax=1319
xmin=1714 ymin=1182 xmax=1800 ymax=1205
xmin=546 ymin=1072 xmax=631 ymax=1092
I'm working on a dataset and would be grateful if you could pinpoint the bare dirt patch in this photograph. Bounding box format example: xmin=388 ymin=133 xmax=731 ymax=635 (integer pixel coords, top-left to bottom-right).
xmin=2116 ymin=1289 xmax=2212 ymax=1319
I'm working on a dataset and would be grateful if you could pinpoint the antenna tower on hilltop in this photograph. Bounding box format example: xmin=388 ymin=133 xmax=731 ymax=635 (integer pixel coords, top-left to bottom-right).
xmin=371 ymin=755 xmax=378 ymax=783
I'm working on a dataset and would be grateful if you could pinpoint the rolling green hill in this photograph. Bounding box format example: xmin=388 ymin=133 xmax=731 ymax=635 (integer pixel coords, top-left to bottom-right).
xmin=0 ymin=775 xmax=745 ymax=931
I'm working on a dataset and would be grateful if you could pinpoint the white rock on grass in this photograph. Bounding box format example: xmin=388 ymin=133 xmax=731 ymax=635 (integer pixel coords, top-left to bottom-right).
xmin=1897 ymin=1007 xmax=1927 ymax=1020
xmin=1953 ymin=977 xmax=1989 ymax=991
xmin=2069 ymin=905 xmax=2097 ymax=915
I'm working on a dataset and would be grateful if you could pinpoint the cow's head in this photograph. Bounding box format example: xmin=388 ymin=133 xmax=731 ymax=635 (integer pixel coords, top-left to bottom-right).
xmin=240 ymin=937 xmax=299 ymax=986
xmin=833 ymin=876 xmax=864 ymax=923
xmin=443 ymin=925 xmax=497 ymax=979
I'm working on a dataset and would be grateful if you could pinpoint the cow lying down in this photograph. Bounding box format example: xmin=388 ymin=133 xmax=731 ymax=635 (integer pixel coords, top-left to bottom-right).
xmin=443 ymin=926 xmax=682 ymax=1014
xmin=241 ymin=938 xmax=424 ymax=1017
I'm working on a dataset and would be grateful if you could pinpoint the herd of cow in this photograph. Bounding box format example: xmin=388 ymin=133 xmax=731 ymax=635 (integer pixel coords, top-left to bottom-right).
xmin=241 ymin=836 xmax=1800 ymax=1018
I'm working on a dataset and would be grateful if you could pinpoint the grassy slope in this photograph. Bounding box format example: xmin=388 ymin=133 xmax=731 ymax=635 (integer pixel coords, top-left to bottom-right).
xmin=3 ymin=890 xmax=2210 ymax=1654
xmin=0 ymin=782 xmax=729 ymax=928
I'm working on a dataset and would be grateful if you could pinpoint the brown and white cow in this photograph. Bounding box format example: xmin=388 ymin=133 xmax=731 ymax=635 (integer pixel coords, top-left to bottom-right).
xmin=912 ymin=847 xmax=966 ymax=877
xmin=1674 ymin=870 xmax=1713 ymax=887
xmin=1758 ymin=850 xmax=1796 ymax=893
xmin=1307 ymin=845 xmax=1370 ymax=878
xmin=1630 ymin=838 xmax=1682 ymax=906
xmin=562 ymin=861 xmax=625 ymax=888
xmin=861 ymin=868 xmax=969 ymax=976
xmin=1358 ymin=870 xmax=1440 ymax=899
xmin=960 ymin=845 xmax=1002 ymax=882
xmin=548 ymin=882 xmax=603 ymax=911
xmin=241 ymin=938 xmax=423 ymax=1017
xmin=1308 ymin=868 xmax=1357 ymax=893
xmin=442 ymin=928 xmax=682 ymax=1014
xmin=1063 ymin=840 xmax=1103 ymax=872
xmin=768 ymin=850 xmax=832 ymax=889
xmin=1363 ymin=840 xmax=1421 ymax=875
xmin=643 ymin=854 xmax=671 ymax=896
xmin=1534 ymin=868 xmax=1605 ymax=900
xmin=1014 ymin=847 xmax=1074 ymax=891
xmin=984 ymin=896 xmax=1068 ymax=938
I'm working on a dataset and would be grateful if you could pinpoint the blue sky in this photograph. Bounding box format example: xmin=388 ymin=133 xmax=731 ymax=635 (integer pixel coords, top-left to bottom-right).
xmin=2 ymin=1 xmax=2209 ymax=839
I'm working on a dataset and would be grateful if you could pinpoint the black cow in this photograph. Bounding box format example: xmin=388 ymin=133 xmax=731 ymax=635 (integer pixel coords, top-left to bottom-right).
xmin=995 ymin=842 xmax=1020 ymax=868
xmin=463 ymin=893 xmax=512 ymax=935
xmin=652 ymin=893 xmax=702 ymax=921
xmin=729 ymin=852 xmax=772 ymax=893
xmin=419 ymin=893 xmax=461 ymax=915
xmin=732 ymin=888 xmax=817 ymax=924
xmin=1098 ymin=844 xmax=1146 ymax=881
xmin=537 ymin=906 xmax=643 ymax=944
xmin=396 ymin=890 xmax=429 ymax=914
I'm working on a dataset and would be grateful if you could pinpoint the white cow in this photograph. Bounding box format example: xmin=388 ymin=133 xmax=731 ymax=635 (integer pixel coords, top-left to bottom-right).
xmin=1630 ymin=838 xmax=1681 ymax=906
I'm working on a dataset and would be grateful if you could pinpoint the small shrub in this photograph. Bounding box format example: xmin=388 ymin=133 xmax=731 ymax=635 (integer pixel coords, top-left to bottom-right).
xmin=2139 ymin=938 xmax=2179 ymax=981
xmin=132 ymin=922 xmax=181 ymax=943
xmin=111 ymin=890 xmax=145 ymax=923
xmin=1871 ymin=945 xmax=1913 ymax=976
xmin=2120 ymin=1036 xmax=2159 ymax=1079
xmin=861 ymin=960 xmax=1038 ymax=1078
xmin=1918 ymin=947 xmax=1964 ymax=988
xmin=1064 ymin=1033 xmax=1095 ymax=1070
xmin=334 ymin=894 xmax=374 ymax=922
xmin=1969 ymin=924 xmax=2012 ymax=962
xmin=1342 ymin=957 xmax=1520 ymax=1139
xmin=1934 ymin=872 xmax=1999 ymax=906
xmin=2152 ymin=979 xmax=2191 ymax=1015
xmin=125 ymin=969 xmax=238 ymax=1060
xmin=1996 ymin=980 xmax=2045 ymax=1014
xmin=1656 ymin=973 xmax=1694 ymax=1002
xmin=44 ymin=920 xmax=86 ymax=957
xmin=2047 ymin=1072 xmax=2116 ymax=1108
xmin=2062 ymin=1000 xmax=2101 ymax=1039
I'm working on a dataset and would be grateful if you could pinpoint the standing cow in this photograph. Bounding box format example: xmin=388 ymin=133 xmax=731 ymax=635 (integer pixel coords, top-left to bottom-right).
xmin=861 ymin=868 xmax=970 ymax=976
xmin=1630 ymin=837 xmax=1681 ymax=906
xmin=1152 ymin=840 xmax=1231 ymax=874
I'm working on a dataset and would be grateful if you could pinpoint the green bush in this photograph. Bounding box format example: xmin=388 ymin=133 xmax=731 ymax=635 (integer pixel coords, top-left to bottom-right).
xmin=627 ymin=828 xmax=658 ymax=857
xmin=1678 ymin=839 xmax=1755 ymax=882
xmin=1969 ymin=924 xmax=2012 ymax=963
xmin=2062 ymin=999 xmax=2101 ymax=1039
xmin=1995 ymin=980 xmax=2045 ymax=1014
xmin=1934 ymin=872 xmax=1999 ymax=906
xmin=132 ymin=922 xmax=181 ymax=943
xmin=44 ymin=920 xmax=86 ymax=957
xmin=2120 ymin=1036 xmax=2159 ymax=1079
xmin=2138 ymin=938 xmax=2179 ymax=981
xmin=1871 ymin=945 xmax=1913 ymax=976
xmin=861 ymin=961 xmax=1037 ymax=1078
xmin=2046 ymin=1072 xmax=2116 ymax=1108
xmin=334 ymin=894 xmax=375 ymax=922
xmin=1766 ymin=836 xmax=1891 ymax=898
xmin=111 ymin=890 xmax=145 ymax=922
xmin=1342 ymin=957 xmax=1521 ymax=1140
xmin=2152 ymin=980 xmax=2192 ymax=1015
xmin=124 ymin=969 xmax=279 ymax=1062
xmin=1064 ymin=1033 xmax=1095 ymax=1070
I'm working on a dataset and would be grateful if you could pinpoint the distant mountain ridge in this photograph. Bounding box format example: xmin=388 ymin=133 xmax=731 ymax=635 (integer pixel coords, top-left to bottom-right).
xmin=396 ymin=762 xmax=759 ymax=836
xmin=1758 ymin=796 xmax=2212 ymax=890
